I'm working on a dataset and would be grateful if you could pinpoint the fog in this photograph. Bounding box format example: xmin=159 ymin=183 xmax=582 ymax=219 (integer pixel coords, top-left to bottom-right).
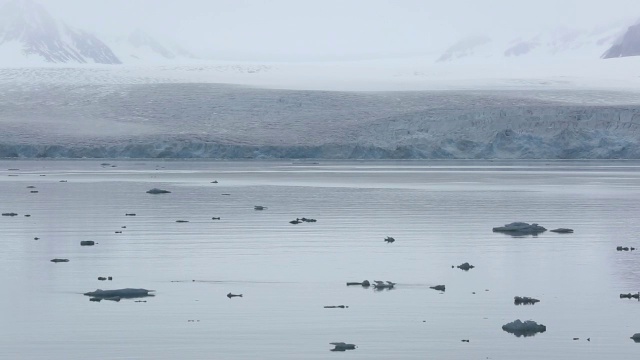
xmin=39 ymin=0 xmax=638 ymax=61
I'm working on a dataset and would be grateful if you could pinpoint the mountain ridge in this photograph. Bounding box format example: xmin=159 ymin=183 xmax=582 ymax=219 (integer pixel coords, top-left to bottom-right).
xmin=0 ymin=0 xmax=121 ymax=64
xmin=0 ymin=0 xmax=197 ymax=65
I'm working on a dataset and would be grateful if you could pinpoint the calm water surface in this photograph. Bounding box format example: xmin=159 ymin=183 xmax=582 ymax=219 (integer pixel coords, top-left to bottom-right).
xmin=0 ymin=160 xmax=639 ymax=359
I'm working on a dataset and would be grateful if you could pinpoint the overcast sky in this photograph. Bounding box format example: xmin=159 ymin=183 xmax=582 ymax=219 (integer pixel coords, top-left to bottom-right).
xmin=39 ymin=0 xmax=638 ymax=61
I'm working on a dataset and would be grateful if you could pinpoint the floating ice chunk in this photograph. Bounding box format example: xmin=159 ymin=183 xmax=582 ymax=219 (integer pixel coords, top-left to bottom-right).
xmin=550 ymin=228 xmax=573 ymax=233
xmin=457 ymin=262 xmax=475 ymax=271
xmin=330 ymin=342 xmax=356 ymax=351
xmin=492 ymin=222 xmax=547 ymax=236
xmin=502 ymin=319 xmax=546 ymax=337
xmin=84 ymin=288 xmax=154 ymax=299
xmin=146 ymin=188 xmax=171 ymax=194
xmin=514 ymin=296 xmax=540 ymax=305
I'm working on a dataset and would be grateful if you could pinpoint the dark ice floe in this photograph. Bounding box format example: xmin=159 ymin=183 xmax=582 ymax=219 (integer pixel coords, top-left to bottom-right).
xmin=84 ymin=288 xmax=154 ymax=299
xmin=146 ymin=188 xmax=171 ymax=194
xmin=514 ymin=296 xmax=540 ymax=305
xmin=373 ymin=280 xmax=396 ymax=290
xmin=502 ymin=320 xmax=546 ymax=337
xmin=550 ymin=228 xmax=573 ymax=233
xmin=457 ymin=262 xmax=475 ymax=271
xmin=492 ymin=222 xmax=547 ymax=236
xmin=620 ymin=293 xmax=640 ymax=299
xmin=617 ymin=246 xmax=636 ymax=251
xmin=330 ymin=342 xmax=356 ymax=351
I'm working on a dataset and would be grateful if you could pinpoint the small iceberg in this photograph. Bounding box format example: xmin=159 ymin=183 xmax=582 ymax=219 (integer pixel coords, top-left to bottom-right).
xmin=550 ymin=228 xmax=573 ymax=233
xmin=617 ymin=246 xmax=636 ymax=251
xmin=502 ymin=319 xmax=546 ymax=337
xmin=84 ymin=288 xmax=154 ymax=299
xmin=372 ymin=280 xmax=395 ymax=290
xmin=146 ymin=188 xmax=171 ymax=194
xmin=492 ymin=222 xmax=547 ymax=236
xmin=457 ymin=262 xmax=475 ymax=271
xmin=330 ymin=342 xmax=356 ymax=351
xmin=514 ymin=296 xmax=540 ymax=305
xmin=620 ymin=293 xmax=640 ymax=299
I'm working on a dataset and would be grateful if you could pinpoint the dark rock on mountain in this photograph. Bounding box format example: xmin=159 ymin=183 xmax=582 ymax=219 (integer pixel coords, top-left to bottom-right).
xmin=603 ymin=22 xmax=640 ymax=59
xmin=0 ymin=0 xmax=121 ymax=64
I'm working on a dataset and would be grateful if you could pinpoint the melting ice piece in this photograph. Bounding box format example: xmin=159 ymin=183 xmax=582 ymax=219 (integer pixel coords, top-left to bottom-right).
xmin=492 ymin=222 xmax=547 ymax=236
xmin=84 ymin=288 xmax=154 ymax=299
xmin=502 ymin=319 xmax=546 ymax=337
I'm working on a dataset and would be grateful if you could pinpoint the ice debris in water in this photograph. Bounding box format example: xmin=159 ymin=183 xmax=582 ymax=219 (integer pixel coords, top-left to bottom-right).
xmin=492 ymin=222 xmax=547 ymax=236
xmin=146 ymin=188 xmax=171 ymax=194
xmin=502 ymin=320 xmax=547 ymax=337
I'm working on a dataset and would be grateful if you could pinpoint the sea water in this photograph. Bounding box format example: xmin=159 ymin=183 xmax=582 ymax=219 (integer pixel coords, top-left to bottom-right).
xmin=0 ymin=160 xmax=639 ymax=359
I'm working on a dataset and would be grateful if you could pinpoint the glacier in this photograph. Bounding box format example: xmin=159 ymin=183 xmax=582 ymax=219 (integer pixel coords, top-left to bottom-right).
xmin=1 ymin=67 xmax=640 ymax=160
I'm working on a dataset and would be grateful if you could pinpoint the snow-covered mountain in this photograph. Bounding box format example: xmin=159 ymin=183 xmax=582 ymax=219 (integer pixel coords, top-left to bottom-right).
xmin=602 ymin=21 xmax=640 ymax=58
xmin=0 ymin=0 xmax=199 ymax=65
xmin=437 ymin=23 xmax=628 ymax=63
xmin=0 ymin=0 xmax=121 ymax=64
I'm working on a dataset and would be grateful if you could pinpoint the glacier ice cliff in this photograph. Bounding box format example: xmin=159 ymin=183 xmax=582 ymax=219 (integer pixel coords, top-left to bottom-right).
xmin=0 ymin=72 xmax=639 ymax=159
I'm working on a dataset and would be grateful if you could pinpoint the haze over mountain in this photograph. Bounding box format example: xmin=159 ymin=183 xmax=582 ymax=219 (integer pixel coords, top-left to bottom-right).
xmin=437 ymin=24 xmax=627 ymax=63
xmin=0 ymin=0 xmax=120 ymax=64
xmin=1 ymin=0 xmax=639 ymax=66
xmin=0 ymin=0 xmax=198 ymax=65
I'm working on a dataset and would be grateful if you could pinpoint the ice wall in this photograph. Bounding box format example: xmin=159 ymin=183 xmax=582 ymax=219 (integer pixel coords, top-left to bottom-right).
xmin=1 ymin=78 xmax=639 ymax=159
